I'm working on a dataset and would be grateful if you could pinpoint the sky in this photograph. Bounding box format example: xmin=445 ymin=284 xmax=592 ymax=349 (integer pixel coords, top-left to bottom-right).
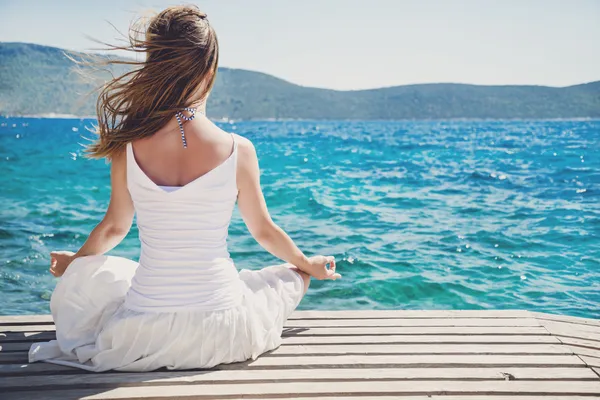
xmin=0 ymin=0 xmax=599 ymax=90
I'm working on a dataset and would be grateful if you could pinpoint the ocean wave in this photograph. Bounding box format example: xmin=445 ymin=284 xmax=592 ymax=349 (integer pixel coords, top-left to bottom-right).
xmin=1 ymin=118 xmax=599 ymax=317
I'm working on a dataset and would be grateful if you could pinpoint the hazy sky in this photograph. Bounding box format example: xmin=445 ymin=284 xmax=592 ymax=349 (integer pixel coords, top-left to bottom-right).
xmin=1 ymin=0 xmax=598 ymax=90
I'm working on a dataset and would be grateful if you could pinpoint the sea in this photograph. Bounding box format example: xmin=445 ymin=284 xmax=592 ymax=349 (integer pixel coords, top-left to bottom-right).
xmin=1 ymin=117 xmax=599 ymax=318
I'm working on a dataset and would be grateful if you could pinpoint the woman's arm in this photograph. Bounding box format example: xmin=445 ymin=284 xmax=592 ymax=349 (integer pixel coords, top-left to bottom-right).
xmin=236 ymin=136 xmax=340 ymax=280
xmin=50 ymin=150 xmax=135 ymax=277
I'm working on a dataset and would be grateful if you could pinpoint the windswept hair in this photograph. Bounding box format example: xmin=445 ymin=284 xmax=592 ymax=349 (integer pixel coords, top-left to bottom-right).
xmin=72 ymin=5 xmax=219 ymax=160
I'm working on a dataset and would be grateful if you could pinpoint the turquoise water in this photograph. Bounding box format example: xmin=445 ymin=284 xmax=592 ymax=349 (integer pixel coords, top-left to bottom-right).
xmin=1 ymin=117 xmax=599 ymax=318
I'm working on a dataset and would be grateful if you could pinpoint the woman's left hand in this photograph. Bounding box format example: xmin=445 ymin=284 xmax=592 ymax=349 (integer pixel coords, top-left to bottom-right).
xmin=49 ymin=251 xmax=76 ymax=277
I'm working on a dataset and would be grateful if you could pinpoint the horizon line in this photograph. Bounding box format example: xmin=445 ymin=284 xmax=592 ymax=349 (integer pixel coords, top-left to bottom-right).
xmin=3 ymin=41 xmax=600 ymax=91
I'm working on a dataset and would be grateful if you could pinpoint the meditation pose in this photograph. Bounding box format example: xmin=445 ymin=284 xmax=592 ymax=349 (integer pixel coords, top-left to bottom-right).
xmin=29 ymin=5 xmax=340 ymax=372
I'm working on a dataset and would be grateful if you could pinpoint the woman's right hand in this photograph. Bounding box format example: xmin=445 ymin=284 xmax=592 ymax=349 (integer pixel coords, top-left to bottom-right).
xmin=302 ymin=255 xmax=341 ymax=280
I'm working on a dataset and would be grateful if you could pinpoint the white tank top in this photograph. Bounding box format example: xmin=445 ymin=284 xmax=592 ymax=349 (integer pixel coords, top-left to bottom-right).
xmin=123 ymin=136 xmax=243 ymax=312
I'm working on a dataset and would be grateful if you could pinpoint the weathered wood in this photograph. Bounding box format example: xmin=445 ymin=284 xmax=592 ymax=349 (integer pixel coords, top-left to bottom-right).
xmin=282 ymin=326 xmax=550 ymax=336
xmin=269 ymin=344 xmax=572 ymax=355
xmin=222 ymin=354 xmax=587 ymax=368
xmin=0 ymin=367 xmax=597 ymax=390
xmin=282 ymin=334 xmax=561 ymax=345
xmin=284 ymin=318 xmax=540 ymax=327
xmin=540 ymin=320 xmax=600 ymax=335
xmin=531 ymin=311 xmax=600 ymax=328
xmin=0 ymin=335 xmax=563 ymax=348
xmin=0 ymin=342 xmax=571 ymax=355
xmin=3 ymin=331 xmax=563 ymax=345
xmin=580 ymin=355 xmax=600 ymax=368
xmin=0 ymin=315 xmax=54 ymax=325
xmin=6 ymin=395 xmax=599 ymax=400
xmin=0 ymin=325 xmax=56 ymax=333
xmin=1 ymin=342 xmax=34 ymax=352
xmin=4 ymin=345 xmax=577 ymax=365
xmin=1 ymin=311 xmax=598 ymax=399
xmin=5 ymin=353 xmax=585 ymax=367
xmin=541 ymin=321 xmax=600 ymax=342
xmin=0 ymin=352 xmax=28 ymax=363
xmin=5 ymin=380 xmax=600 ymax=399
xmin=0 ymin=362 xmax=81 ymax=376
xmin=566 ymin=346 xmax=600 ymax=359
xmin=2 ymin=323 xmax=546 ymax=334
xmin=288 ymin=310 xmax=534 ymax=319
xmin=154 ymin=398 xmax=600 ymax=400
xmin=556 ymin=336 xmax=600 ymax=350
xmin=1 ymin=326 xmax=552 ymax=338
xmin=0 ymin=331 xmax=55 ymax=342
xmin=0 ymin=336 xmax=565 ymax=351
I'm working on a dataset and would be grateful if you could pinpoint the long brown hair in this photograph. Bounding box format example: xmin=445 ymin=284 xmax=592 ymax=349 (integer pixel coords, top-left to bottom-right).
xmin=76 ymin=5 xmax=219 ymax=159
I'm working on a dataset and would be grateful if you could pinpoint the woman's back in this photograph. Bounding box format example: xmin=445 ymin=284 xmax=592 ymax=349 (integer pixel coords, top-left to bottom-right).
xmin=125 ymin=116 xmax=243 ymax=312
xmin=130 ymin=115 xmax=235 ymax=188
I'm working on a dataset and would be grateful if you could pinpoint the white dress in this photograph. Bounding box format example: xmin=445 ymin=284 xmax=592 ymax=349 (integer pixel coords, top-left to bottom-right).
xmin=28 ymin=135 xmax=305 ymax=372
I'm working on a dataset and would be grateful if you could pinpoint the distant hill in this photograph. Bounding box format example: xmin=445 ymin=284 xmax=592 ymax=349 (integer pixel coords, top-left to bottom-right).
xmin=1 ymin=42 xmax=599 ymax=119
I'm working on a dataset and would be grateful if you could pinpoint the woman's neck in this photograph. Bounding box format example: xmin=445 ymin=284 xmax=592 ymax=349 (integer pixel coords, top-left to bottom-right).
xmin=189 ymin=100 xmax=207 ymax=115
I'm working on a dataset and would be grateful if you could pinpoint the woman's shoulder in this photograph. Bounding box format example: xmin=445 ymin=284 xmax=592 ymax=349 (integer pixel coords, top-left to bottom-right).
xmin=232 ymin=133 xmax=256 ymax=158
xmin=230 ymin=133 xmax=259 ymax=175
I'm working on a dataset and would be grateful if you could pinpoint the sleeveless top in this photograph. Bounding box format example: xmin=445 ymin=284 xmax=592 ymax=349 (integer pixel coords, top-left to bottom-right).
xmin=123 ymin=135 xmax=244 ymax=312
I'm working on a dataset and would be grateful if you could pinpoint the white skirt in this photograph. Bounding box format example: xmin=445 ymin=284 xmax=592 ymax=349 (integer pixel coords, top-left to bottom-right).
xmin=28 ymin=255 xmax=305 ymax=372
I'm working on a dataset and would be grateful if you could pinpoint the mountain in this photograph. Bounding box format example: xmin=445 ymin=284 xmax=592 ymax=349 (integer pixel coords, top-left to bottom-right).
xmin=1 ymin=42 xmax=599 ymax=119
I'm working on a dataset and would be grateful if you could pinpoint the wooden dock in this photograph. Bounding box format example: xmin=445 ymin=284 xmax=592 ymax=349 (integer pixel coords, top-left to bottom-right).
xmin=1 ymin=310 xmax=599 ymax=399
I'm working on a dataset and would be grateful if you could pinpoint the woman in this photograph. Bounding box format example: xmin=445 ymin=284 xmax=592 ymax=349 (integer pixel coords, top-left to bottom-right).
xmin=29 ymin=5 xmax=340 ymax=372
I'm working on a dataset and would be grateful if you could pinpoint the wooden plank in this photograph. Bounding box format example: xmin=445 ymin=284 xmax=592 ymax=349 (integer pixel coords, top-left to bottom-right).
xmin=0 ymin=352 xmax=28 ymax=363
xmin=567 ymin=346 xmax=600 ymax=359
xmin=0 ymin=362 xmax=82 ymax=376
xmin=0 ymin=336 xmax=563 ymax=351
xmin=288 ymin=310 xmax=534 ymax=319
xmin=194 ymin=397 xmax=600 ymax=400
xmin=1 ymin=326 xmax=551 ymax=339
xmin=0 ymin=325 xmax=56 ymax=333
xmin=594 ymin=367 xmax=600 ymax=377
xmin=285 ymin=318 xmax=540 ymax=327
xmin=4 ymin=354 xmax=586 ymax=369
xmin=269 ymin=344 xmax=572 ymax=355
xmin=282 ymin=326 xmax=550 ymax=336
xmin=179 ymin=398 xmax=600 ymax=400
xmin=540 ymin=320 xmax=600 ymax=335
xmin=10 ymin=396 xmax=600 ymax=400
xmin=223 ymin=354 xmax=587 ymax=368
xmin=532 ymin=312 xmax=600 ymax=328
xmin=4 ymin=345 xmax=571 ymax=365
xmin=0 ymin=335 xmax=561 ymax=348
xmin=0 ymin=319 xmax=544 ymax=334
xmin=541 ymin=322 xmax=600 ymax=342
xmin=0 ymin=343 xmax=570 ymax=356
xmin=0 ymin=367 xmax=597 ymax=390
xmin=580 ymin=356 xmax=600 ymax=368
xmin=282 ymin=334 xmax=561 ymax=345
xmin=1 ymin=342 xmax=33 ymax=352
xmin=0 ymin=331 xmax=55 ymax=343
xmin=0 ymin=315 xmax=53 ymax=325
xmin=557 ymin=336 xmax=600 ymax=350
xmin=5 ymin=380 xmax=600 ymax=399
